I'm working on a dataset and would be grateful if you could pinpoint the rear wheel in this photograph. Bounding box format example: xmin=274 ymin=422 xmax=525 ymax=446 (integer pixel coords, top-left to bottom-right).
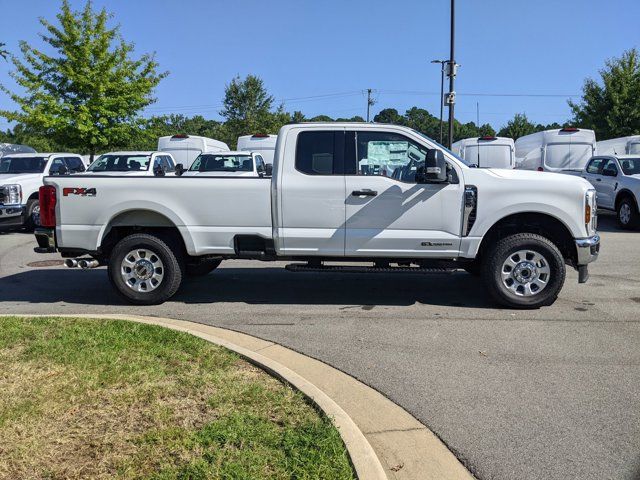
xmin=186 ymin=258 xmax=222 ymax=276
xmin=617 ymin=197 xmax=639 ymax=230
xmin=108 ymin=233 xmax=184 ymax=305
xmin=481 ymin=233 xmax=565 ymax=309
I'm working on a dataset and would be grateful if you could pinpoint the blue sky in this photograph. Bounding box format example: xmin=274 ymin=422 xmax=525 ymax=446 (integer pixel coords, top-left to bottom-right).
xmin=0 ymin=0 xmax=638 ymax=131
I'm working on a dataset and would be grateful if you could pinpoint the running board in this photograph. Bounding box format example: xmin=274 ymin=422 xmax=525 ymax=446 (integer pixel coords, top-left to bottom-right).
xmin=285 ymin=263 xmax=456 ymax=274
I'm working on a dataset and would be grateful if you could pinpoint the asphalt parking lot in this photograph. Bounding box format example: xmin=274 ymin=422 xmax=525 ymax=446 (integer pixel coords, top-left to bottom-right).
xmin=1 ymin=212 xmax=639 ymax=480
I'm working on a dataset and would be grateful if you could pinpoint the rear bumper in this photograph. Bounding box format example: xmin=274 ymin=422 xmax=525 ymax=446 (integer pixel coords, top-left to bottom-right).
xmin=34 ymin=227 xmax=57 ymax=253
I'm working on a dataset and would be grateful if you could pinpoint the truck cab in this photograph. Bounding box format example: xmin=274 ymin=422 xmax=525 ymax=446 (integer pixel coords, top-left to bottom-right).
xmin=0 ymin=152 xmax=85 ymax=230
xmin=85 ymin=151 xmax=176 ymax=176
xmin=158 ymin=134 xmax=229 ymax=169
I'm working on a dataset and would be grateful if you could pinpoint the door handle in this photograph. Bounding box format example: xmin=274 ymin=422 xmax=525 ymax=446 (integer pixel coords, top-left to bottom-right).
xmin=352 ymin=189 xmax=377 ymax=197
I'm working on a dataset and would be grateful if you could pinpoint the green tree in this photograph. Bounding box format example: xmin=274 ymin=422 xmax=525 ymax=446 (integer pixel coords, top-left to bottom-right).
xmin=498 ymin=113 xmax=536 ymax=139
xmin=291 ymin=110 xmax=306 ymax=123
xmin=220 ymin=74 xmax=288 ymax=147
xmin=0 ymin=1 xmax=166 ymax=159
xmin=373 ymin=108 xmax=404 ymax=125
xmin=569 ymin=48 xmax=640 ymax=140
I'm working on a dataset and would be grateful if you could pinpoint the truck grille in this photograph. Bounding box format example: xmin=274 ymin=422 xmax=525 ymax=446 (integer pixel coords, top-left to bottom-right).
xmin=0 ymin=187 xmax=5 ymax=205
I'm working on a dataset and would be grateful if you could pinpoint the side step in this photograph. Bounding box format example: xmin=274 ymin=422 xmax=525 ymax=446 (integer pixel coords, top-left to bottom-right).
xmin=285 ymin=263 xmax=456 ymax=274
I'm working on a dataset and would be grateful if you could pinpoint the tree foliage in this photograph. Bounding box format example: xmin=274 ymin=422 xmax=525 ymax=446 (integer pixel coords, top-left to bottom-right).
xmin=0 ymin=0 xmax=166 ymax=158
xmin=497 ymin=113 xmax=536 ymax=139
xmin=569 ymin=48 xmax=640 ymax=140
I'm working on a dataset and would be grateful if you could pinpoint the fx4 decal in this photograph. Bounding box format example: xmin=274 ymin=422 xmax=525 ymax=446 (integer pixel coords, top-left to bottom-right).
xmin=63 ymin=187 xmax=97 ymax=197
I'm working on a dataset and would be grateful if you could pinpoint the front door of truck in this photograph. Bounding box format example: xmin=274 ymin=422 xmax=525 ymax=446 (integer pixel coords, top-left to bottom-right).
xmin=344 ymin=130 xmax=463 ymax=257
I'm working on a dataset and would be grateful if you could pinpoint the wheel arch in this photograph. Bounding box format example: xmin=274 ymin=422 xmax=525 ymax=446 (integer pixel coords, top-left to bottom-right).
xmin=98 ymin=209 xmax=193 ymax=257
xmin=615 ymin=189 xmax=638 ymax=210
xmin=477 ymin=212 xmax=577 ymax=266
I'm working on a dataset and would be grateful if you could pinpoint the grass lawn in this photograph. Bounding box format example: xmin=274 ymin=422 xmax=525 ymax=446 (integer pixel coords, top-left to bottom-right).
xmin=0 ymin=316 xmax=355 ymax=480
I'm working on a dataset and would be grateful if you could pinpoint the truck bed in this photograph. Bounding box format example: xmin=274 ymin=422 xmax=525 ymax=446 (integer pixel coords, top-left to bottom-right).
xmin=47 ymin=175 xmax=273 ymax=255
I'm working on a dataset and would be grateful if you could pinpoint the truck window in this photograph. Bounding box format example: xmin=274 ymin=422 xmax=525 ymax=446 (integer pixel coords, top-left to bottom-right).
xmin=295 ymin=131 xmax=341 ymax=175
xmin=354 ymin=131 xmax=428 ymax=182
xmin=620 ymin=158 xmax=640 ymax=175
xmin=65 ymin=157 xmax=85 ymax=173
xmin=255 ymin=155 xmax=265 ymax=173
xmin=586 ymin=158 xmax=605 ymax=174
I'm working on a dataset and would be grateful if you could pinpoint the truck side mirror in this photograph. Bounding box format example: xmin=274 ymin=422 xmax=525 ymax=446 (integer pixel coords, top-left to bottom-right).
xmin=153 ymin=164 xmax=166 ymax=177
xmin=174 ymin=163 xmax=185 ymax=176
xmin=418 ymin=150 xmax=448 ymax=183
xmin=265 ymin=164 xmax=273 ymax=176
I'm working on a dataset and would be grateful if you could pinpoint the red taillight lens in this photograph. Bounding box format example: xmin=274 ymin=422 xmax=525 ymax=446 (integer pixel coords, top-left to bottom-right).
xmin=560 ymin=127 xmax=579 ymax=132
xmin=252 ymin=133 xmax=269 ymax=138
xmin=537 ymin=167 xmax=544 ymax=172
xmin=39 ymin=185 xmax=57 ymax=227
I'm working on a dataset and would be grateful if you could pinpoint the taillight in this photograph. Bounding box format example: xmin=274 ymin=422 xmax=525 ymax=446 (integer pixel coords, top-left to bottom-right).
xmin=39 ymin=185 xmax=57 ymax=227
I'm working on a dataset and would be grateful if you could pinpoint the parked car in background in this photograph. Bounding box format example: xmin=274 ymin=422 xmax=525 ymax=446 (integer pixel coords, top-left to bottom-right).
xmin=85 ymin=151 xmax=176 ymax=176
xmin=567 ymin=155 xmax=640 ymax=229
xmin=0 ymin=143 xmax=36 ymax=158
xmin=158 ymin=134 xmax=229 ymax=169
xmin=515 ymin=128 xmax=596 ymax=172
xmin=0 ymin=152 xmax=84 ymax=230
xmin=181 ymin=151 xmax=270 ymax=177
xmin=451 ymin=136 xmax=515 ymax=168
xmin=237 ymin=134 xmax=277 ymax=165
xmin=35 ymin=123 xmax=599 ymax=309
xmin=596 ymin=135 xmax=640 ymax=156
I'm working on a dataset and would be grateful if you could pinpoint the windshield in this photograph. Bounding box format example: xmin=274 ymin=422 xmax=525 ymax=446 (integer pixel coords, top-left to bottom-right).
xmin=87 ymin=154 xmax=150 ymax=172
xmin=0 ymin=156 xmax=47 ymax=174
xmin=411 ymin=129 xmax=470 ymax=166
xmin=190 ymin=154 xmax=253 ymax=172
xmin=619 ymin=158 xmax=640 ymax=175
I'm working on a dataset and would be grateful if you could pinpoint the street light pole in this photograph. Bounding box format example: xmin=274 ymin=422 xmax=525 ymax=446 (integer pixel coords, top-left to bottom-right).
xmin=430 ymin=59 xmax=446 ymax=144
xmin=447 ymin=0 xmax=456 ymax=148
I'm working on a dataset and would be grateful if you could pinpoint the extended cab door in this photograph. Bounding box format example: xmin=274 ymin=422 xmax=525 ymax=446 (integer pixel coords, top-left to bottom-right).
xmin=277 ymin=128 xmax=347 ymax=256
xmin=344 ymin=129 xmax=464 ymax=257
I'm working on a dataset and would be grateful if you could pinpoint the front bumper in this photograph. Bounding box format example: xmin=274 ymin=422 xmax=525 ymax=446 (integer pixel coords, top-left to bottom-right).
xmin=34 ymin=227 xmax=57 ymax=253
xmin=575 ymin=234 xmax=600 ymax=284
xmin=0 ymin=204 xmax=26 ymax=228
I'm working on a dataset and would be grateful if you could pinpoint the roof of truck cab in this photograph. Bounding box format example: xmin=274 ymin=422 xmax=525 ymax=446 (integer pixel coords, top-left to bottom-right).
xmin=0 ymin=152 xmax=80 ymax=158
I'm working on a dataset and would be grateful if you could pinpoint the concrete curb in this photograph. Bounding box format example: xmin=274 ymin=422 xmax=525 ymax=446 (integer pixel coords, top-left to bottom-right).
xmin=10 ymin=314 xmax=473 ymax=480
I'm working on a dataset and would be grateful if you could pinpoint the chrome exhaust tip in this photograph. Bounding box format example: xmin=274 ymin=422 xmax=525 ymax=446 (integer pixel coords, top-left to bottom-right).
xmin=64 ymin=258 xmax=78 ymax=268
xmin=78 ymin=259 xmax=99 ymax=269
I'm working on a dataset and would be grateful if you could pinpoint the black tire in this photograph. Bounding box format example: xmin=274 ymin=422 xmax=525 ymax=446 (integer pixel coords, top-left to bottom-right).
xmin=108 ymin=233 xmax=184 ymax=305
xmin=24 ymin=199 xmax=40 ymax=231
xmin=616 ymin=197 xmax=639 ymax=230
xmin=481 ymin=233 xmax=566 ymax=309
xmin=186 ymin=258 xmax=222 ymax=277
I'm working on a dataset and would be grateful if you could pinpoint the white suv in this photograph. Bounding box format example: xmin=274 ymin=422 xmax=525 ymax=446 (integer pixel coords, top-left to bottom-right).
xmin=0 ymin=152 xmax=85 ymax=230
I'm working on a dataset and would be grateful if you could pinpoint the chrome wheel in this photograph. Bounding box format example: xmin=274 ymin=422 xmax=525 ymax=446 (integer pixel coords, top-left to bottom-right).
xmin=501 ymin=249 xmax=550 ymax=297
xmin=619 ymin=203 xmax=631 ymax=225
xmin=120 ymin=248 xmax=164 ymax=293
xmin=31 ymin=204 xmax=40 ymax=225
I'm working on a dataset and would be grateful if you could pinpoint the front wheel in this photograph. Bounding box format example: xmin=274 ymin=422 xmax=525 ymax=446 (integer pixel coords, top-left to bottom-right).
xmin=481 ymin=233 xmax=566 ymax=309
xmin=108 ymin=233 xmax=184 ymax=305
xmin=617 ymin=198 xmax=639 ymax=230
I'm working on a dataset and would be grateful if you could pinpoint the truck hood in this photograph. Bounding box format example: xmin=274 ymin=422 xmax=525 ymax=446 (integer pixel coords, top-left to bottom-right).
xmin=0 ymin=172 xmax=42 ymax=185
xmin=482 ymin=168 xmax=592 ymax=190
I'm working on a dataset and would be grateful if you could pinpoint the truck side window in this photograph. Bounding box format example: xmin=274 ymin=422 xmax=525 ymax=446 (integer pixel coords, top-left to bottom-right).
xmin=354 ymin=131 xmax=428 ymax=183
xmin=162 ymin=156 xmax=175 ymax=172
xmin=255 ymin=155 xmax=265 ymax=173
xmin=586 ymin=158 xmax=604 ymax=174
xmin=296 ymin=131 xmax=344 ymax=175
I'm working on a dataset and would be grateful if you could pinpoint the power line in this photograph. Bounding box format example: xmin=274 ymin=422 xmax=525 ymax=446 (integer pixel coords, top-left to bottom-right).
xmin=379 ymin=89 xmax=580 ymax=98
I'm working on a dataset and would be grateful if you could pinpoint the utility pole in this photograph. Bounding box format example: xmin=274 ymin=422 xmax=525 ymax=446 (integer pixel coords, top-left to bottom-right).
xmin=447 ymin=0 xmax=457 ymax=148
xmin=430 ymin=59 xmax=446 ymax=144
xmin=366 ymin=89 xmax=376 ymax=122
xmin=476 ymin=102 xmax=480 ymax=127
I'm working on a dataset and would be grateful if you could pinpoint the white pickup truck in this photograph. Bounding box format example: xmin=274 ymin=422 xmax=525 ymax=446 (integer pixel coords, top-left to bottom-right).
xmin=0 ymin=152 xmax=85 ymax=230
xmin=34 ymin=123 xmax=600 ymax=308
xmin=566 ymin=154 xmax=640 ymax=229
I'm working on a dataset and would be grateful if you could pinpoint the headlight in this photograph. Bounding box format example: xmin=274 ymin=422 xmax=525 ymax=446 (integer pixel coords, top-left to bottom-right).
xmin=2 ymin=184 xmax=22 ymax=205
xmin=585 ymin=189 xmax=597 ymax=234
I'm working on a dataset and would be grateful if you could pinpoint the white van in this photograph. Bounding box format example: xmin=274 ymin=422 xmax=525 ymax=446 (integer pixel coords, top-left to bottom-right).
xmin=451 ymin=136 xmax=515 ymax=168
xmin=237 ymin=134 xmax=277 ymax=165
xmin=157 ymin=134 xmax=229 ymax=169
xmin=515 ymin=128 xmax=596 ymax=172
xmin=596 ymin=135 xmax=640 ymax=156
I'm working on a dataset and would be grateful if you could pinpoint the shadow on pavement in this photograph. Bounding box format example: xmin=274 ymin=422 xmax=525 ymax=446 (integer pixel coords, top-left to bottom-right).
xmin=0 ymin=266 xmax=499 ymax=309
